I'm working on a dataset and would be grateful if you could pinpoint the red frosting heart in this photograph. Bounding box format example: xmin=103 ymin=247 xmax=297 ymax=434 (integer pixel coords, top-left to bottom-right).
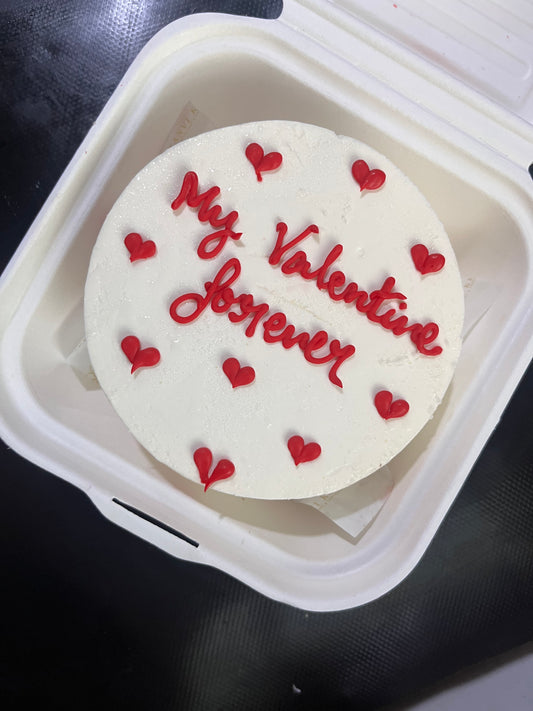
xmin=124 ymin=232 xmax=157 ymax=262
xmin=410 ymin=244 xmax=445 ymax=274
xmin=287 ymin=435 xmax=322 ymax=466
xmin=245 ymin=143 xmax=283 ymax=182
xmin=222 ymin=357 xmax=256 ymax=388
xmin=120 ymin=335 xmax=160 ymax=374
xmin=351 ymin=159 xmax=386 ymax=192
xmin=374 ymin=390 xmax=409 ymax=420
xmin=194 ymin=447 xmax=235 ymax=491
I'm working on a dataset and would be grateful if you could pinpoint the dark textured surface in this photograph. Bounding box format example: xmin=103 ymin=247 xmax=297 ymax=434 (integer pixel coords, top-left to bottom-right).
xmin=1 ymin=2 xmax=532 ymax=709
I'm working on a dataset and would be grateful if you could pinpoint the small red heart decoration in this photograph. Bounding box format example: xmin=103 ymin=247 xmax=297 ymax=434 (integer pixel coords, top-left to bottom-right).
xmin=374 ymin=390 xmax=409 ymax=420
xmin=121 ymin=335 xmax=160 ymax=374
xmin=194 ymin=447 xmax=235 ymax=491
xmin=410 ymin=244 xmax=445 ymax=275
xmin=193 ymin=447 xmax=212 ymax=480
xmin=245 ymin=143 xmax=283 ymax=182
xmin=351 ymin=159 xmax=386 ymax=192
xmin=124 ymin=232 xmax=157 ymax=262
xmin=287 ymin=435 xmax=322 ymax=466
xmin=222 ymin=357 xmax=256 ymax=388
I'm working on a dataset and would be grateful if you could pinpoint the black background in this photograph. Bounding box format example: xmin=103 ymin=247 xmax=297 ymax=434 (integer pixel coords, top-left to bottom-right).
xmin=1 ymin=2 xmax=532 ymax=709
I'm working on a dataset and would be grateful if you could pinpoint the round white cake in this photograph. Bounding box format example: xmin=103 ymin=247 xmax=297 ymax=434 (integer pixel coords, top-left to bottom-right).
xmin=85 ymin=120 xmax=464 ymax=499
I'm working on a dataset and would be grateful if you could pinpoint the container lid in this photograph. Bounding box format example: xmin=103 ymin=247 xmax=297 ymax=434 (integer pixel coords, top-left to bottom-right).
xmin=327 ymin=0 xmax=533 ymax=122
xmin=282 ymin=0 xmax=533 ymax=168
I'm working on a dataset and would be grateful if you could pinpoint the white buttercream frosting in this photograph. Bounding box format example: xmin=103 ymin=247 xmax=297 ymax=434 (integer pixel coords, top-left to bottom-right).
xmin=84 ymin=121 xmax=464 ymax=499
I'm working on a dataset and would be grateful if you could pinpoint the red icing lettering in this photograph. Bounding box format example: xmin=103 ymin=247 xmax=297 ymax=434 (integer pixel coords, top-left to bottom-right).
xmin=244 ymin=303 xmax=270 ymax=338
xmin=245 ymin=143 xmax=283 ymax=182
xmin=121 ymin=335 xmax=160 ymax=374
xmin=411 ymin=244 xmax=445 ymax=274
xmin=326 ymin=270 xmax=346 ymax=300
xmin=308 ymin=245 xmax=344 ymax=288
xmin=169 ymin=258 xmax=355 ymax=388
xmin=327 ymin=342 xmax=356 ymax=389
xmin=374 ymin=390 xmax=409 ymax=420
xmin=363 ymin=278 xmax=406 ymax=319
xmin=268 ymin=222 xmax=319 ymax=266
xmin=124 ymin=232 xmax=156 ymax=262
xmin=280 ymin=326 xmax=310 ymax=350
xmin=169 ymin=259 xmax=241 ymax=324
xmin=171 ymin=171 xmax=242 ymax=258
xmin=303 ymin=331 xmax=330 ymax=363
xmin=268 ymin=223 xmax=442 ymax=357
xmin=262 ymin=312 xmax=287 ymax=343
xmin=193 ymin=447 xmax=235 ymax=491
xmin=281 ymin=250 xmax=309 ymax=276
xmin=406 ymin=322 xmax=443 ymax=356
xmin=351 ymin=160 xmax=386 ymax=192
xmin=222 ymin=357 xmax=255 ymax=388
xmin=287 ymin=435 xmax=321 ymax=465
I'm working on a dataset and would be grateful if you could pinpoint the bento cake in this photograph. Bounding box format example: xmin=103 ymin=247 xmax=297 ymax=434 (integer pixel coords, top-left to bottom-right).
xmin=84 ymin=121 xmax=464 ymax=500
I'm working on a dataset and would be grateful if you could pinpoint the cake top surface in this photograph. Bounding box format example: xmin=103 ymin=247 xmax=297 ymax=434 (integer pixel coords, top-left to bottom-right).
xmin=84 ymin=120 xmax=464 ymax=499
